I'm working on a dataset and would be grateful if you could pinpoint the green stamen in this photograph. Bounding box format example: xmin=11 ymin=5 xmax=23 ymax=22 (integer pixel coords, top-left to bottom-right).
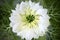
xmin=26 ymin=15 xmax=35 ymax=23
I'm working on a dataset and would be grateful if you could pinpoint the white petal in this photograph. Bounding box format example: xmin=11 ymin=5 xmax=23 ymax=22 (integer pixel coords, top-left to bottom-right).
xmin=15 ymin=4 xmax=20 ymax=10
xmin=36 ymin=9 xmax=48 ymax=15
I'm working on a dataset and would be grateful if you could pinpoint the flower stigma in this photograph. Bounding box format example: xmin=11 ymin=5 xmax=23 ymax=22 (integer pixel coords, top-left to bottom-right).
xmin=26 ymin=15 xmax=35 ymax=23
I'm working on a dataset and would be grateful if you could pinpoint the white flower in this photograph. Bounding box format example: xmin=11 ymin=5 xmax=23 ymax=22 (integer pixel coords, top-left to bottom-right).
xmin=9 ymin=0 xmax=50 ymax=40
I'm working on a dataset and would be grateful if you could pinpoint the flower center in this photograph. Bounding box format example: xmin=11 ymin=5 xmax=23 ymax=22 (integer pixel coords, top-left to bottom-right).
xmin=20 ymin=7 xmax=40 ymax=28
xmin=26 ymin=15 xmax=35 ymax=23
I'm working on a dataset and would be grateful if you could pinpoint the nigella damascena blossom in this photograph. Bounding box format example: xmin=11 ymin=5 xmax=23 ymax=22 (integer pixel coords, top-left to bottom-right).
xmin=9 ymin=0 xmax=50 ymax=40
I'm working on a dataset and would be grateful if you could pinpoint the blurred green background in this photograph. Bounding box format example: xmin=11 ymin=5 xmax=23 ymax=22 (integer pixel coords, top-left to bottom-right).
xmin=0 ymin=0 xmax=60 ymax=40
